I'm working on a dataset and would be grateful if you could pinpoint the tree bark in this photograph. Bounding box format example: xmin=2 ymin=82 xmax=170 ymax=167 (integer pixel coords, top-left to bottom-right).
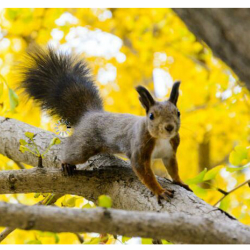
xmin=0 ymin=116 xmax=250 ymax=243
xmin=1 ymin=202 xmax=250 ymax=244
xmin=0 ymin=193 xmax=63 ymax=242
xmin=173 ymin=8 xmax=250 ymax=91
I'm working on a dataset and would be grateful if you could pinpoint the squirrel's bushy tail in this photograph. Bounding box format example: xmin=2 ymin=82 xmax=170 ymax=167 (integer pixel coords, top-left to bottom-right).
xmin=19 ymin=46 xmax=103 ymax=126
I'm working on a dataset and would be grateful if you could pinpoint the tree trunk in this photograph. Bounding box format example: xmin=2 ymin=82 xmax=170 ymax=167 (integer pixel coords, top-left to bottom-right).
xmin=173 ymin=8 xmax=250 ymax=91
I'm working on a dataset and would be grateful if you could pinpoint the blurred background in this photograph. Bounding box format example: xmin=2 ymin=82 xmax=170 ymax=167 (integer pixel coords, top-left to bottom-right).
xmin=0 ymin=8 xmax=250 ymax=244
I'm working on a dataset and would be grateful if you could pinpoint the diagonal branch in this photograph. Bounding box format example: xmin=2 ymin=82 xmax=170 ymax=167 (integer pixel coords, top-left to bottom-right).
xmin=214 ymin=179 xmax=250 ymax=206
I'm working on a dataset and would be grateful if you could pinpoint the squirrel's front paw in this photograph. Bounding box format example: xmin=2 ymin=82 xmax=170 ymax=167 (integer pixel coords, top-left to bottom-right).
xmin=173 ymin=180 xmax=192 ymax=192
xmin=157 ymin=189 xmax=175 ymax=204
xmin=62 ymin=163 xmax=76 ymax=176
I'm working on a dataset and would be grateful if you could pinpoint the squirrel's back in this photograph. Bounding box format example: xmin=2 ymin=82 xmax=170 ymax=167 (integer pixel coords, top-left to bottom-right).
xmin=19 ymin=46 xmax=103 ymax=126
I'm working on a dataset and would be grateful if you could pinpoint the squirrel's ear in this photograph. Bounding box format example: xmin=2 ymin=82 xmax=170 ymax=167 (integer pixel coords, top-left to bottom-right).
xmin=136 ymin=86 xmax=155 ymax=113
xmin=169 ymin=81 xmax=181 ymax=105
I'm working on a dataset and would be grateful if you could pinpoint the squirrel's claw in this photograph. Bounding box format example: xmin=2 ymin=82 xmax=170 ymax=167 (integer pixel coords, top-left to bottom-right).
xmin=173 ymin=180 xmax=192 ymax=192
xmin=157 ymin=189 xmax=175 ymax=204
xmin=62 ymin=163 xmax=76 ymax=176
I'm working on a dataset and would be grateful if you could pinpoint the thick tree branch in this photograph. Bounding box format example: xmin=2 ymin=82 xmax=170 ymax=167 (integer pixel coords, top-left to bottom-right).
xmin=0 ymin=165 xmax=226 ymax=215
xmin=0 ymin=193 xmax=63 ymax=242
xmin=1 ymin=116 xmax=250 ymax=243
xmin=173 ymin=9 xmax=250 ymax=91
xmin=1 ymin=202 xmax=250 ymax=244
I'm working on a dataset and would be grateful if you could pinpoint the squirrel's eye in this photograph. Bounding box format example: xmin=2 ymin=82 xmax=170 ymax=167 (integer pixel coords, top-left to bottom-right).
xmin=177 ymin=111 xmax=181 ymax=117
xmin=149 ymin=113 xmax=154 ymax=120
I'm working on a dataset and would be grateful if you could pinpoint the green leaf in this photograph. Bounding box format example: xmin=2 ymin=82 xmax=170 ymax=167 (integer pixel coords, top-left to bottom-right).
xmin=25 ymin=132 xmax=34 ymax=139
xmin=98 ymin=195 xmax=112 ymax=208
xmin=161 ymin=239 xmax=172 ymax=244
xmin=8 ymin=88 xmax=19 ymax=111
xmin=49 ymin=137 xmax=61 ymax=146
xmin=62 ymin=196 xmax=78 ymax=207
xmin=6 ymin=9 xmax=20 ymax=20
xmin=19 ymin=145 xmax=32 ymax=154
xmin=19 ymin=145 xmax=38 ymax=156
xmin=219 ymin=195 xmax=230 ymax=211
xmin=186 ymin=168 xmax=207 ymax=185
xmin=25 ymin=240 xmax=42 ymax=244
xmin=54 ymin=234 xmax=60 ymax=244
xmin=229 ymin=145 xmax=248 ymax=166
xmin=34 ymin=193 xmax=41 ymax=198
xmin=141 ymin=238 xmax=152 ymax=244
xmin=82 ymin=203 xmax=93 ymax=209
xmin=189 ymin=184 xmax=208 ymax=198
xmin=20 ymin=139 xmax=27 ymax=146
xmin=44 ymin=194 xmax=55 ymax=205
xmin=204 ymin=165 xmax=223 ymax=181
xmin=122 ymin=236 xmax=131 ymax=243
xmin=226 ymin=162 xmax=250 ymax=173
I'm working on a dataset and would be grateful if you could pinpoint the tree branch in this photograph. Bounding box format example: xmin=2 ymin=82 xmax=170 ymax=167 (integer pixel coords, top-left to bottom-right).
xmin=214 ymin=179 xmax=250 ymax=206
xmin=0 ymin=227 xmax=15 ymax=242
xmin=0 ymin=166 xmax=225 ymax=215
xmin=0 ymin=193 xmax=63 ymax=243
xmin=1 ymin=202 xmax=250 ymax=244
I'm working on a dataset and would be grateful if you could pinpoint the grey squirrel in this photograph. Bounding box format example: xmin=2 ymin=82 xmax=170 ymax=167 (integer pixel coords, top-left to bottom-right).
xmin=20 ymin=46 xmax=191 ymax=202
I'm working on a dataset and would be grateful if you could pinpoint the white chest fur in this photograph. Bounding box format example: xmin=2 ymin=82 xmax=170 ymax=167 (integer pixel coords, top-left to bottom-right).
xmin=152 ymin=138 xmax=173 ymax=159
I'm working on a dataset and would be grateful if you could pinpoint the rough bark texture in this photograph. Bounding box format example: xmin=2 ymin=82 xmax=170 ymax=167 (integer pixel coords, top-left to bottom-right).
xmin=1 ymin=202 xmax=250 ymax=244
xmin=0 ymin=193 xmax=63 ymax=242
xmin=1 ymin=116 xmax=250 ymax=243
xmin=173 ymin=8 xmax=250 ymax=91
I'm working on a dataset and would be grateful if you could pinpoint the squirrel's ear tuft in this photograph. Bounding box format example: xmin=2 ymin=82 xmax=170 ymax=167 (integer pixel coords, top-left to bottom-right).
xmin=169 ymin=81 xmax=181 ymax=105
xmin=136 ymin=85 xmax=155 ymax=113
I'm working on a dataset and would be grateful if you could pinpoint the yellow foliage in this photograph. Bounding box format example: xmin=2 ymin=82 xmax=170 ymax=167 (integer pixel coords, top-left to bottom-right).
xmin=0 ymin=8 xmax=250 ymax=244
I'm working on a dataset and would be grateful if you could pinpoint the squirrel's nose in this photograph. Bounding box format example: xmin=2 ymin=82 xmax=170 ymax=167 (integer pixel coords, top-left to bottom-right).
xmin=165 ymin=124 xmax=174 ymax=132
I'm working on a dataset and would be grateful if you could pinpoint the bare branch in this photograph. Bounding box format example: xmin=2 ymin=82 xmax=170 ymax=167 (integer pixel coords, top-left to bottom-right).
xmin=13 ymin=160 xmax=26 ymax=170
xmin=0 ymin=193 xmax=63 ymax=243
xmin=0 ymin=228 xmax=15 ymax=242
xmin=214 ymin=179 xmax=250 ymax=206
xmin=1 ymin=202 xmax=250 ymax=244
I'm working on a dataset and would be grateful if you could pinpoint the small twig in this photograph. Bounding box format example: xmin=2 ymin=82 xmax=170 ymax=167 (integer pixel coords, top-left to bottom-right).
xmin=0 ymin=227 xmax=15 ymax=242
xmin=216 ymin=188 xmax=228 ymax=196
xmin=214 ymin=179 xmax=250 ymax=206
xmin=13 ymin=160 xmax=26 ymax=169
xmin=74 ymin=233 xmax=84 ymax=243
xmin=38 ymin=155 xmax=43 ymax=168
xmin=200 ymin=181 xmax=228 ymax=195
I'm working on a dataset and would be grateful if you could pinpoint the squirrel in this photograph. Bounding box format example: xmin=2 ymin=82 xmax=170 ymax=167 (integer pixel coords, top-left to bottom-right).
xmin=19 ymin=46 xmax=191 ymax=202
